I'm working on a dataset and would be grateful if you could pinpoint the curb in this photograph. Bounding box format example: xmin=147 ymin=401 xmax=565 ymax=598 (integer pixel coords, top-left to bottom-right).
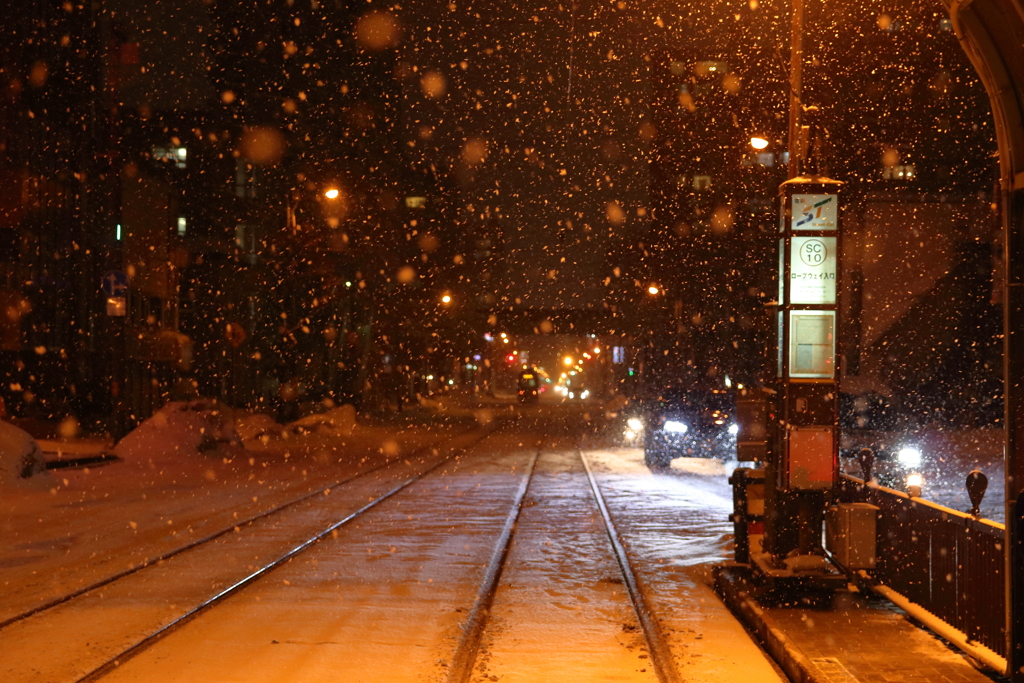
xmin=713 ymin=565 xmax=832 ymax=683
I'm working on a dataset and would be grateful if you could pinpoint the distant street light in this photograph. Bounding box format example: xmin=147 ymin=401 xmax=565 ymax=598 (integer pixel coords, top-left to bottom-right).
xmin=441 ymin=294 xmax=452 ymax=304
xmin=750 ymin=136 xmax=770 ymax=150
xmin=563 ymin=355 xmax=574 ymax=366
xmin=647 ymin=285 xmax=660 ymax=295
xmin=324 ymin=188 xmax=340 ymax=199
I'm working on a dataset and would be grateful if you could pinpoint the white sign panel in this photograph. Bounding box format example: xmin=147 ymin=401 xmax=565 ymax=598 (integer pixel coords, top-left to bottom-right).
xmin=789 ymin=310 xmax=835 ymax=378
xmin=790 ymin=236 xmax=837 ymax=304
xmin=792 ymin=194 xmax=838 ymax=231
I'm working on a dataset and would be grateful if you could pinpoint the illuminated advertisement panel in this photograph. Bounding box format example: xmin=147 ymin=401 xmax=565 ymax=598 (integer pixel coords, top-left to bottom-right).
xmin=788 ymin=310 xmax=835 ymax=378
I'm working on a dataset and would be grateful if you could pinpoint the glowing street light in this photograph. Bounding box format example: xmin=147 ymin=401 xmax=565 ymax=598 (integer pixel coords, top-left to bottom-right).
xmin=647 ymin=285 xmax=660 ymax=295
xmin=441 ymin=294 xmax=452 ymax=304
xmin=563 ymin=355 xmax=574 ymax=366
xmin=750 ymin=136 xmax=770 ymax=150
xmin=324 ymin=188 xmax=340 ymax=199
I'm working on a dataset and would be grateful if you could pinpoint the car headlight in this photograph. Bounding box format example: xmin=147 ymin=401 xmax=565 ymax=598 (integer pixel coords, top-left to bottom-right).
xmin=898 ymin=447 xmax=923 ymax=468
xmin=663 ymin=420 xmax=688 ymax=434
xmin=627 ymin=417 xmax=644 ymax=431
xmin=728 ymin=423 xmax=739 ymax=436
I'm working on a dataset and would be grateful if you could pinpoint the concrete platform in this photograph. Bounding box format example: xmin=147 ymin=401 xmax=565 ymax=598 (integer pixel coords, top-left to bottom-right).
xmin=714 ymin=564 xmax=1000 ymax=683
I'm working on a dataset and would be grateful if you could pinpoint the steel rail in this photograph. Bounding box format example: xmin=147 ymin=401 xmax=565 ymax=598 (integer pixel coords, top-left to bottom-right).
xmin=75 ymin=436 xmax=486 ymax=683
xmin=0 ymin=428 xmax=489 ymax=633
xmin=443 ymin=448 xmax=540 ymax=683
xmin=579 ymin=450 xmax=683 ymax=683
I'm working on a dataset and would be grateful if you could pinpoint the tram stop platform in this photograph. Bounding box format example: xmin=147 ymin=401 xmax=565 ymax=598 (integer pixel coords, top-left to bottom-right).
xmin=714 ymin=564 xmax=1000 ymax=683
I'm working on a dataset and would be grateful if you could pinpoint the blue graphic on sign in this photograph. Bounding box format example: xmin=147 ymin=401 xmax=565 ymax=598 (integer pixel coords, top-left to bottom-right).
xmin=102 ymin=270 xmax=130 ymax=297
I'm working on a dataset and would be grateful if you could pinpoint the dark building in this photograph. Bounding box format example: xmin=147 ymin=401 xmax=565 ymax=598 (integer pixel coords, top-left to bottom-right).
xmin=0 ymin=0 xmax=473 ymax=427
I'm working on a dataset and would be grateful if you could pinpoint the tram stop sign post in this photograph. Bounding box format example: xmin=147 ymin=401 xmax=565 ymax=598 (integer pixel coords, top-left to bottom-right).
xmin=762 ymin=176 xmax=844 ymax=565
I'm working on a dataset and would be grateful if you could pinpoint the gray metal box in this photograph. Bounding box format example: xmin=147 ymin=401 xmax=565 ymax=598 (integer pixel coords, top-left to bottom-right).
xmin=825 ymin=503 xmax=878 ymax=570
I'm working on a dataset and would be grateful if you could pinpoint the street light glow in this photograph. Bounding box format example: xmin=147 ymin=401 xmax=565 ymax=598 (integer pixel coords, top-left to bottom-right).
xmin=324 ymin=188 xmax=340 ymax=199
xmin=750 ymin=137 xmax=770 ymax=150
xmin=648 ymin=285 xmax=660 ymax=295
xmin=563 ymin=356 xmax=573 ymax=366
xmin=441 ymin=294 xmax=452 ymax=304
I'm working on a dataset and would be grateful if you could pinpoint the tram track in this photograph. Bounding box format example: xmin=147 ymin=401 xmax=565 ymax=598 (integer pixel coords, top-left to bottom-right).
xmin=52 ymin=428 xmax=544 ymax=683
xmin=0 ymin=428 xmax=495 ymax=683
xmin=580 ymin=450 xmax=682 ymax=683
xmin=75 ymin=464 xmax=453 ymax=683
xmin=0 ymin=431 xmax=487 ymax=633
xmin=443 ymin=449 xmax=540 ymax=683
xmin=444 ymin=446 xmax=682 ymax=683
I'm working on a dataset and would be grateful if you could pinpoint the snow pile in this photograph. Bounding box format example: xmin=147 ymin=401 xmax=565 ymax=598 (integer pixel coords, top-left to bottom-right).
xmin=0 ymin=420 xmax=47 ymax=485
xmin=290 ymin=404 xmax=357 ymax=436
xmin=113 ymin=400 xmax=239 ymax=462
xmin=234 ymin=413 xmax=287 ymax=442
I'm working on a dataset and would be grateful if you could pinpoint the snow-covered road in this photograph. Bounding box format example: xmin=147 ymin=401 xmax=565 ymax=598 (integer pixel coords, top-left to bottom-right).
xmin=0 ymin=408 xmax=783 ymax=683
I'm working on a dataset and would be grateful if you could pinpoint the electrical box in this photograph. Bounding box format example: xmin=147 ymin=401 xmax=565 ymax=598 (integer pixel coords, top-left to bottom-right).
xmin=825 ymin=503 xmax=878 ymax=570
xmin=736 ymin=397 xmax=769 ymax=462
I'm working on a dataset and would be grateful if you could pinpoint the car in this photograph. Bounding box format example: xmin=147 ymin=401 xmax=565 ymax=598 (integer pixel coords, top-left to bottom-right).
xmin=635 ymin=387 xmax=738 ymax=468
xmin=839 ymin=391 xmax=925 ymax=493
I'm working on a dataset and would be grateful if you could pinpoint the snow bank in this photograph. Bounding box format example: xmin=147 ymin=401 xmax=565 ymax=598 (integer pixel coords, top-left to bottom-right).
xmin=289 ymin=404 xmax=357 ymax=436
xmin=234 ymin=413 xmax=287 ymax=442
xmin=0 ymin=420 xmax=47 ymax=485
xmin=113 ymin=400 xmax=239 ymax=462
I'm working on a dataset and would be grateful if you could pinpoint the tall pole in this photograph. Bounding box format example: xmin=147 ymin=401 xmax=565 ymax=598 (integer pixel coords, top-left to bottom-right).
xmin=1006 ymin=151 xmax=1024 ymax=681
xmin=787 ymin=0 xmax=804 ymax=179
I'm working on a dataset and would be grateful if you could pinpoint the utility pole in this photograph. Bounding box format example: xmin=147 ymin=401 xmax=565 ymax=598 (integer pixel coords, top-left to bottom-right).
xmin=787 ymin=0 xmax=804 ymax=179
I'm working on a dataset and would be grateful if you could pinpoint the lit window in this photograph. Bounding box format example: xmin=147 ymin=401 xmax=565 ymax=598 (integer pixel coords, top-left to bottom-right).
xmin=939 ymin=17 xmax=952 ymax=31
xmin=405 ymin=196 xmax=427 ymax=208
xmin=612 ymin=346 xmax=626 ymax=364
xmin=177 ymin=217 xmax=187 ymax=236
xmin=235 ymin=224 xmax=251 ymax=250
xmin=693 ymin=175 xmax=712 ymax=191
xmin=152 ymin=146 xmax=187 ymax=168
xmin=235 ymin=158 xmax=255 ymax=197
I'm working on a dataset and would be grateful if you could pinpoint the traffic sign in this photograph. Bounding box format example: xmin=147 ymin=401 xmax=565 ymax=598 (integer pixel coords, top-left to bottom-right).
xmin=102 ymin=270 xmax=130 ymax=297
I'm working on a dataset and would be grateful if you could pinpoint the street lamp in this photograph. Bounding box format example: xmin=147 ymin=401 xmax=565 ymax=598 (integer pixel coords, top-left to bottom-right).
xmin=324 ymin=188 xmax=340 ymax=199
xmin=750 ymin=136 xmax=770 ymax=150
xmin=441 ymin=293 xmax=452 ymax=304
xmin=647 ymin=284 xmax=660 ymax=296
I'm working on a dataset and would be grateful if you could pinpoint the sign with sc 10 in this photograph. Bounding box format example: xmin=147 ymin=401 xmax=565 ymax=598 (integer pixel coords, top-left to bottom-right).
xmin=789 ymin=236 xmax=836 ymax=305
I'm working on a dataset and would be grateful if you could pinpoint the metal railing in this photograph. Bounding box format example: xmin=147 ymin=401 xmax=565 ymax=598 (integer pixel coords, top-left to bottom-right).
xmin=839 ymin=475 xmax=1006 ymax=659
